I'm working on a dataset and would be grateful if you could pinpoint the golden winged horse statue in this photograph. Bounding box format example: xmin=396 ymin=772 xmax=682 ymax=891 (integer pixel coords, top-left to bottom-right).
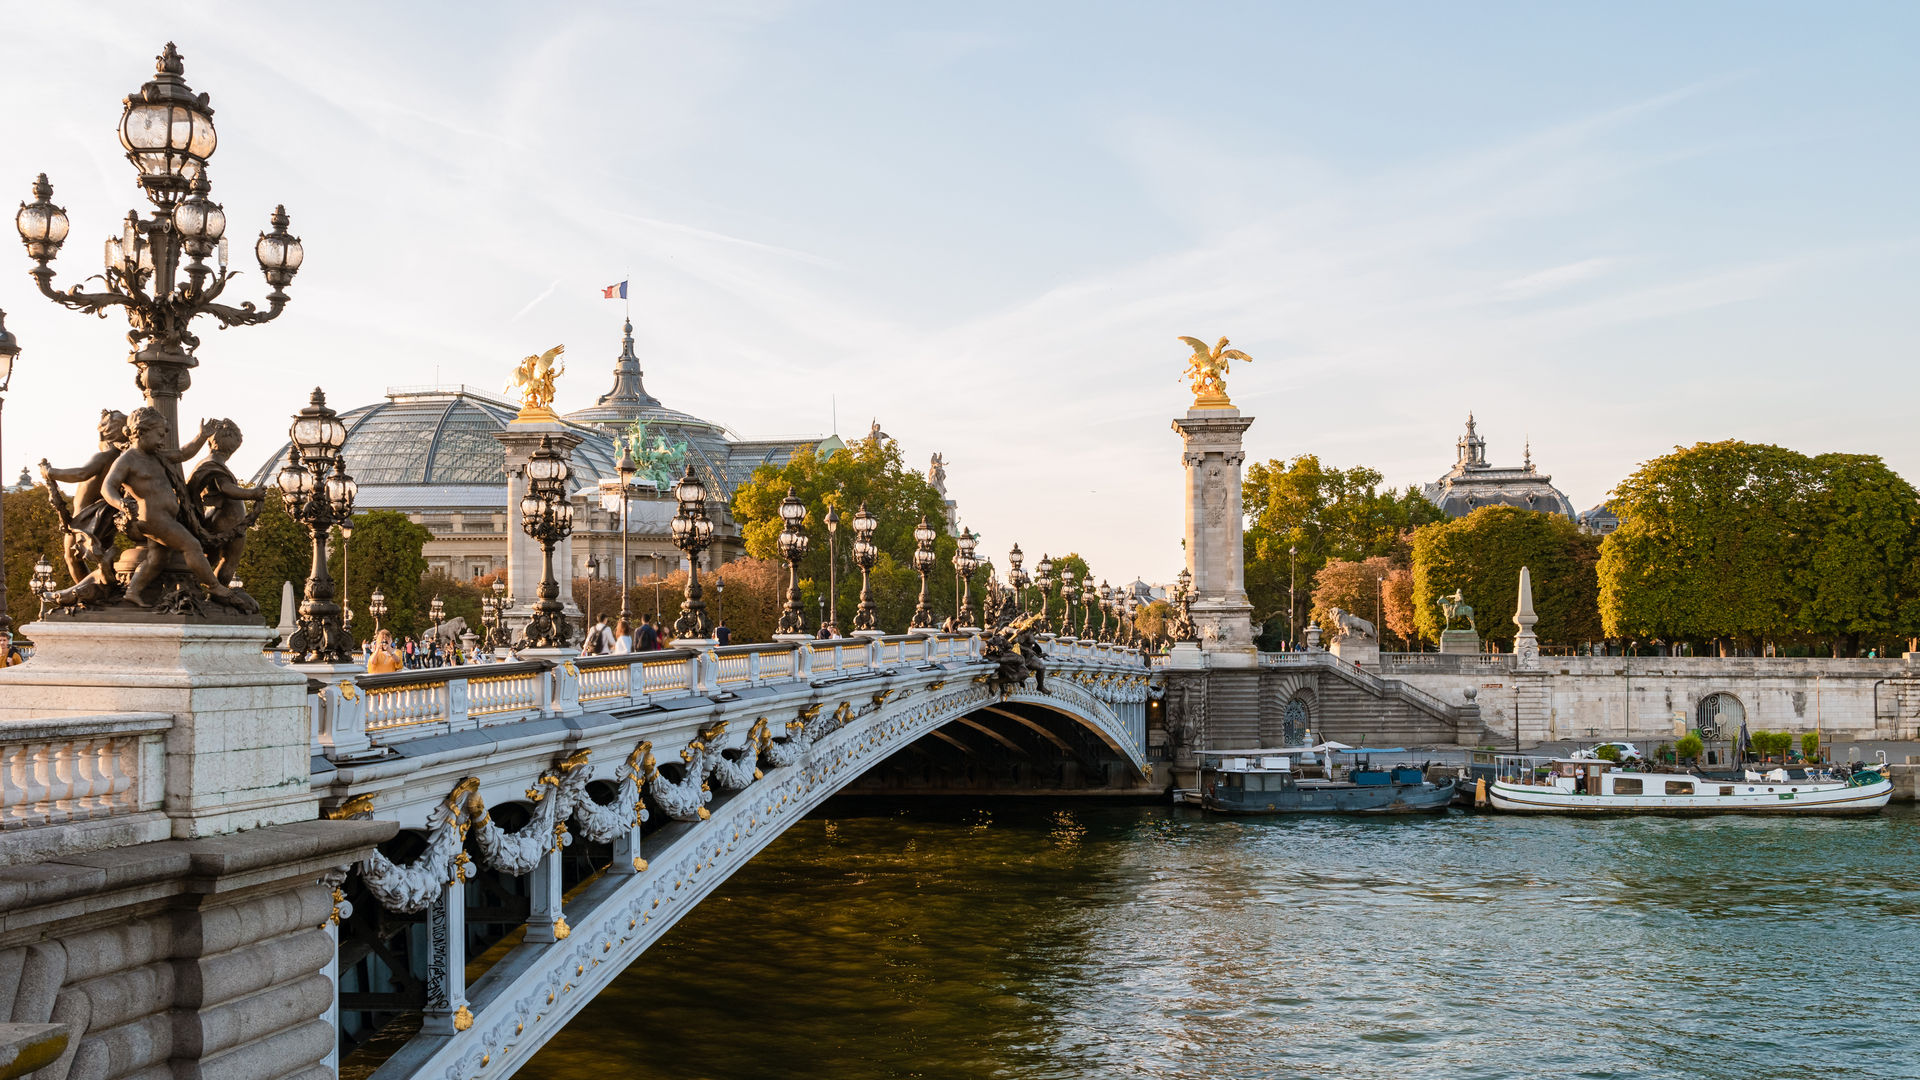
xmin=1178 ymin=335 xmax=1252 ymax=407
xmin=506 ymin=344 xmax=566 ymax=420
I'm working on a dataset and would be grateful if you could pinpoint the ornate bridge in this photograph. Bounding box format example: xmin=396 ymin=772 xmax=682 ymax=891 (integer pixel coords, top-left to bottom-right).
xmin=307 ymin=633 xmax=1156 ymax=1080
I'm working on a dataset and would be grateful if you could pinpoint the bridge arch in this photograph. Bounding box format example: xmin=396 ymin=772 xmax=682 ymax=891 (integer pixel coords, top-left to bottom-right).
xmin=342 ymin=659 xmax=1158 ymax=1080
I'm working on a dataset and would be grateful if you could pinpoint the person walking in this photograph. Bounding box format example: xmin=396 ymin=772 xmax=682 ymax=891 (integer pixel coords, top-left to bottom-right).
xmin=581 ymin=616 xmax=607 ymax=656
xmin=715 ymin=619 xmax=731 ymax=647
xmin=613 ymin=618 xmax=634 ymax=653
xmin=637 ymin=613 xmax=660 ymax=652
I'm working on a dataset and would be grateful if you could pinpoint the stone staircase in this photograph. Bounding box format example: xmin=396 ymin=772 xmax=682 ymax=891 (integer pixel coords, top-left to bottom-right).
xmin=1258 ymin=651 xmax=1483 ymax=746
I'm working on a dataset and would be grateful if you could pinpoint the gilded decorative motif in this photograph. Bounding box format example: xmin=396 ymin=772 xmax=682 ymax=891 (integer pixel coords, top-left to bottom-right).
xmin=1178 ymin=335 xmax=1251 ymax=408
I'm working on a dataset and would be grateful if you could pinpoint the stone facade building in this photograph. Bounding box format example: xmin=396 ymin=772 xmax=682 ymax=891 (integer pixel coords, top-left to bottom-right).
xmin=250 ymin=320 xmax=837 ymax=588
xmin=1421 ymin=414 xmax=1577 ymax=519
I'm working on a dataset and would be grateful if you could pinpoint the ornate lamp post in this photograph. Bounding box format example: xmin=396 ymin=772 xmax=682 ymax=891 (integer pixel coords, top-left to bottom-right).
xmin=17 ymin=44 xmax=302 ymax=457
xmin=614 ymin=446 xmax=636 ymax=624
xmin=1080 ymin=575 xmax=1097 ymax=638
xmin=1033 ymin=553 xmax=1054 ymax=630
xmin=910 ymin=515 xmax=937 ymax=630
xmin=849 ymin=502 xmax=878 ymax=633
xmin=368 ymin=588 xmax=386 ymax=634
xmin=484 ymin=580 xmax=508 ymax=646
xmin=823 ymin=503 xmax=840 ymax=629
xmin=29 ymin=556 xmax=57 ymax=620
xmin=1007 ymin=543 xmax=1027 ymax=613
xmin=275 ymin=389 xmax=352 ymax=662
xmin=429 ymin=594 xmax=445 ymax=626
xmin=1058 ymin=565 xmax=1077 ymax=638
xmin=1097 ymin=581 xmax=1112 ymax=642
xmin=953 ymin=529 xmax=978 ymax=629
xmin=668 ymin=463 xmax=714 ymax=639
xmin=775 ymin=487 xmax=810 ymax=636
xmin=519 ymin=435 xmax=575 ymax=648
xmin=0 ymin=309 xmax=17 ymax=635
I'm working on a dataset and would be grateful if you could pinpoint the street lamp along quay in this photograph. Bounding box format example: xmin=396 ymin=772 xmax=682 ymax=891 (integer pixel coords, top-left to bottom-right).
xmin=16 ymin=43 xmax=301 ymax=620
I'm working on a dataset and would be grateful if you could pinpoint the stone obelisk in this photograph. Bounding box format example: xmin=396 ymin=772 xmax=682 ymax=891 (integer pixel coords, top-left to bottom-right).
xmin=1171 ymin=336 xmax=1256 ymax=667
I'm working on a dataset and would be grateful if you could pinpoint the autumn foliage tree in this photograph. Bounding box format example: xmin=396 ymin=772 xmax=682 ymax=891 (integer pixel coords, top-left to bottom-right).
xmin=1242 ymin=454 xmax=1443 ymax=648
xmin=1309 ymin=556 xmax=1394 ymax=641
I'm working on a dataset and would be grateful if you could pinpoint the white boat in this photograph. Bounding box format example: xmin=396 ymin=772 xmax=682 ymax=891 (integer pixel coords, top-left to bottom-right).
xmin=1486 ymin=756 xmax=1892 ymax=815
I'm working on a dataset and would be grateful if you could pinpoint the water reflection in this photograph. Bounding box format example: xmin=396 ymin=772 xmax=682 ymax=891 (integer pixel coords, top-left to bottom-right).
xmin=524 ymin=803 xmax=1920 ymax=1080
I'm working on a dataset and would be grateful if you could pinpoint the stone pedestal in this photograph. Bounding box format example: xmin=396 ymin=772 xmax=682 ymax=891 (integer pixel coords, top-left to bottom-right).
xmin=1330 ymin=638 xmax=1380 ymax=667
xmin=495 ymin=421 xmax=584 ymax=628
xmin=1167 ymin=641 xmax=1206 ymax=671
xmin=1439 ymin=630 xmax=1481 ymax=655
xmin=1172 ymin=406 xmax=1256 ymax=657
xmin=0 ymin=620 xmax=318 ymax=839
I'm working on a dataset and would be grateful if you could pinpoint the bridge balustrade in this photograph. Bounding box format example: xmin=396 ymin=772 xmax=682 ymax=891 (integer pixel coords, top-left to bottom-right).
xmin=0 ymin=712 xmax=169 ymax=843
xmin=307 ymin=635 xmax=1023 ymax=762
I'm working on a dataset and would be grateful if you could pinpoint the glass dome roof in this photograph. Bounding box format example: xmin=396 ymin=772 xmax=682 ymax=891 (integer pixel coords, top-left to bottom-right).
xmin=248 ymin=386 xmax=621 ymax=493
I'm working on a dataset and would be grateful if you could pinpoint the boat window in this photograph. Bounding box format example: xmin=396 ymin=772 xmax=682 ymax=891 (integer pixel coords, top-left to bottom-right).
xmin=1664 ymin=781 xmax=1693 ymax=796
xmin=1611 ymin=778 xmax=1643 ymax=795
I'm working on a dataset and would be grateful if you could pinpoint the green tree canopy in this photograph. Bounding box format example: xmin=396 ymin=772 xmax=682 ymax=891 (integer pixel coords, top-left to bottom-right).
xmin=1243 ymin=454 xmax=1444 ymax=647
xmin=1598 ymin=441 xmax=1920 ymax=652
xmin=1412 ymin=505 xmax=1601 ymax=647
xmin=730 ymin=437 xmax=988 ymax=633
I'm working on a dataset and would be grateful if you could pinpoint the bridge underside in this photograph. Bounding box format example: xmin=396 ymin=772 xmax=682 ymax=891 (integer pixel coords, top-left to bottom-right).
xmin=839 ymin=702 xmax=1159 ymax=797
xmin=337 ymin=670 xmax=1154 ymax=1080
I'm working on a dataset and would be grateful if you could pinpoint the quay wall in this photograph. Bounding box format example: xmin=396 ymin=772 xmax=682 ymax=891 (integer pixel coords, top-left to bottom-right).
xmin=1378 ymin=655 xmax=1920 ymax=748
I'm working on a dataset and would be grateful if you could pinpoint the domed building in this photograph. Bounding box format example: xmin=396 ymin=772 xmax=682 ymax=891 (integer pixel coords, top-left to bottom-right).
xmin=1420 ymin=415 xmax=1577 ymax=520
xmin=251 ymin=320 xmax=835 ymax=600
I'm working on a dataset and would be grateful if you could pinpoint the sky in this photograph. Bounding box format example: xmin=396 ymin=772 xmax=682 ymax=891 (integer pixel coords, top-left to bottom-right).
xmin=1 ymin=1 xmax=1915 ymax=583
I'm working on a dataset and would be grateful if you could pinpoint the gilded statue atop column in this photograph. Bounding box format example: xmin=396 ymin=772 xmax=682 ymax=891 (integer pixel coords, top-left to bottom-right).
xmin=506 ymin=345 xmax=566 ymax=422
xmin=1178 ymin=335 xmax=1252 ymax=409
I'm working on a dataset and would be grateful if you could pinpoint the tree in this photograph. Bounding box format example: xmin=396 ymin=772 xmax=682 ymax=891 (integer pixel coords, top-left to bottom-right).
xmin=1597 ymin=441 xmax=1920 ymax=653
xmin=1412 ymin=505 xmax=1601 ymax=647
xmin=2 ymin=484 xmax=68 ymax=633
xmin=234 ymin=495 xmax=310 ymax=629
xmin=327 ymin=510 xmax=432 ymax=640
xmin=1243 ymin=454 xmax=1443 ymax=648
xmin=1797 ymin=453 xmax=1920 ymax=654
xmin=1382 ymin=568 xmax=1417 ymax=648
xmin=1309 ymin=556 xmax=1394 ymax=640
xmin=731 ymin=438 xmax=983 ymax=633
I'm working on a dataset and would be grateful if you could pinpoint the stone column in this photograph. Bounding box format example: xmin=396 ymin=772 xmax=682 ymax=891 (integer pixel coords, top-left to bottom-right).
xmin=525 ymin=846 xmax=568 ymax=944
xmin=421 ymin=880 xmax=470 ymax=1036
xmin=495 ymin=422 xmax=585 ymax=630
xmin=1171 ymin=407 xmax=1256 ymax=664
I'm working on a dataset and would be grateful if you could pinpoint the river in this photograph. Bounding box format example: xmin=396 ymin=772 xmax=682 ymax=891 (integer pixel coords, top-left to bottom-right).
xmin=524 ymin=800 xmax=1920 ymax=1079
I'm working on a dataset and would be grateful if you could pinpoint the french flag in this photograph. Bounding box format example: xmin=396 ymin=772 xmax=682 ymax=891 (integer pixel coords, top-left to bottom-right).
xmin=602 ymin=280 xmax=628 ymax=299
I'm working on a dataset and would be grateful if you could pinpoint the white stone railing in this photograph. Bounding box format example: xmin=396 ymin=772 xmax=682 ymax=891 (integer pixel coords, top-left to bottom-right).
xmin=309 ymin=632 xmax=1135 ymax=761
xmin=0 ymin=713 xmax=169 ymax=836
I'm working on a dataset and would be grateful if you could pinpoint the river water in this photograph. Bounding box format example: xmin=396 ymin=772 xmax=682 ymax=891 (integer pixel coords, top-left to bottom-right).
xmin=525 ymin=801 xmax=1920 ymax=1080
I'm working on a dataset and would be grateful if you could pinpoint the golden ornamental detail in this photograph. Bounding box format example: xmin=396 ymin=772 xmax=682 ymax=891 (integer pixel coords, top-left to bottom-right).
xmin=507 ymin=344 xmax=566 ymax=422
xmin=1179 ymin=335 xmax=1251 ymax=409
xmin=453 ymin=1005 xmax=474 ymax=1032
